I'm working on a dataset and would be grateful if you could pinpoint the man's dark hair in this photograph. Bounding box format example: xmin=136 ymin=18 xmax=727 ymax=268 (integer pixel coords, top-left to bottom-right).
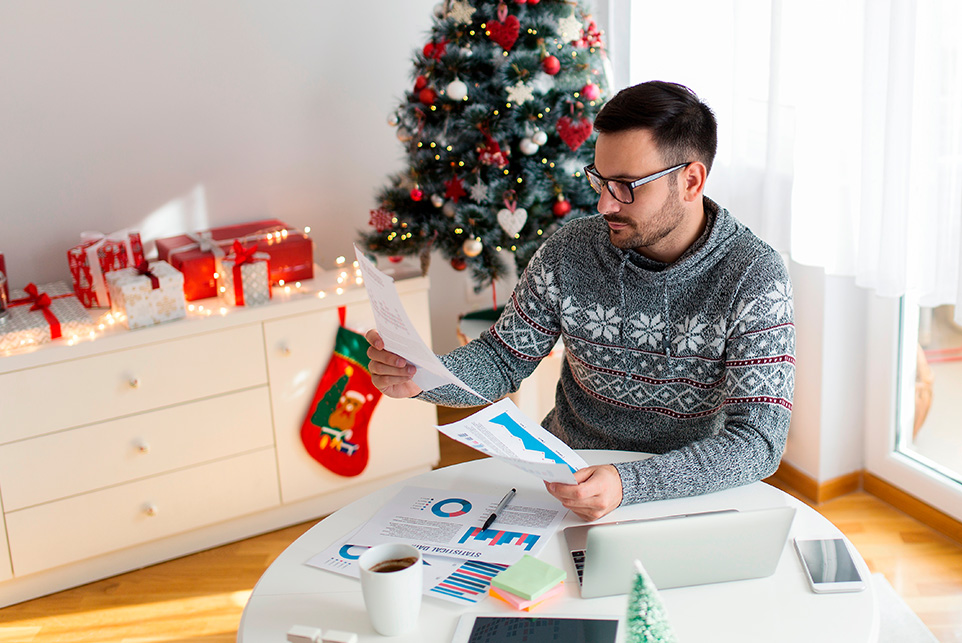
xmin=594 ymin=81 xmax=717 ymax=174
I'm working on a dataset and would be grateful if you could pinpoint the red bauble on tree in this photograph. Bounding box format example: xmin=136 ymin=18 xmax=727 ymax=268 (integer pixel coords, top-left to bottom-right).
xmin=542 ymin=55 xmax=561 ymax=75
xmin=419 ymin=87 xmax=437 ymax=105
xmin=553 ymin=196 xmax=572 ymax=217
xmin=414 ymin=75 xmax=428 ymax=91
xmin=410 ymin=187 xmax=424 ymax=201
xmin=450 ymin=256 xmax=467 ymax=271
xmin=581 ymin=83 xmax=601 ymax=101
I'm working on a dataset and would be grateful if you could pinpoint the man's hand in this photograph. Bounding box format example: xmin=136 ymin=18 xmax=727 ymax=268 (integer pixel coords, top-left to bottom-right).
xmin=544 ymin=464 xmax=623 ymax=521
xmin=365 ymin=329 xmax=424 ymax=399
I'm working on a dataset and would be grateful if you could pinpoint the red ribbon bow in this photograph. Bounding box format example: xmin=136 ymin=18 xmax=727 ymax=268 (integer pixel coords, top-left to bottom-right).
xmin=13 ymin=283 xmax=63 ymax=339
xmin=230 ymin=240 xmax=259 ymax=266
xmin=136 ymin=260 xmax=161 ymax=290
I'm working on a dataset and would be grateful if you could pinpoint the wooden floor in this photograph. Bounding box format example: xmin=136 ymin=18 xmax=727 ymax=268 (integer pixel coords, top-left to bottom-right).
xmin=1 ymin=433 xmax=961 ymax=642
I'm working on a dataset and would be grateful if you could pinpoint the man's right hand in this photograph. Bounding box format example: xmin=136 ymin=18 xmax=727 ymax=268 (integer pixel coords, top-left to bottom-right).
xmin=365 ymin=329 xmax=424 ymax=399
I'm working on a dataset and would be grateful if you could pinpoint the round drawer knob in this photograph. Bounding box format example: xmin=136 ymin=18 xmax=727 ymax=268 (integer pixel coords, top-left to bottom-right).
xmin=144 ymin=503 xmax=159 ymax=517
xmin=129 ymin=377 xmax=140 ymax=389
xmin=280 ymin=345 xmax=292 ymax=356
xmin=135 ymin=440 xmax=151 ymax=454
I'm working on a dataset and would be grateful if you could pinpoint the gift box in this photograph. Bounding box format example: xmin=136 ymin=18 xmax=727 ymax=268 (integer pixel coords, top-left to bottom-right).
xmin=105 ymin=261 xmax=187 ymax=330
xmin=1 ymin=282 xmax=95 ymax=353
xmin=0 ymin=251 xmax=8 ymax=314
xmin=155 ymin=219 xmax=313 ymax=301
xmin=216 ymin=242 xmax=272 ymax=307
xmin=67 ymin=231 xmax=146 ymax=308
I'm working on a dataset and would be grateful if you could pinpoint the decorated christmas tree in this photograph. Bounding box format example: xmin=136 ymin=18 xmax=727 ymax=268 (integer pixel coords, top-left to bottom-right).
xmin=361 ymin=0 xmax=609 ymax=291
xmin=626 ymin=559 xmax=677 ymax=643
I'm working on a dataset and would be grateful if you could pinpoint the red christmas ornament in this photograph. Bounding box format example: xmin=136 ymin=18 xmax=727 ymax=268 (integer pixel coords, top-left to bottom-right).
xmin=410 ymin=187 xmax=424 ymax=201
xmin=528 ymin=0 xmax=540 ymax=3
xmin=388 ymin=256 xmax=404 ymax=263
xmin=368 ymin=208 xmax=395 ymax=232
xmin=444 ymin=176 xmax=468 ymax=203
xmin=542 ymin=55 xmax=561 ymax=75
xmin=553 ymin=197 xmax=572 ymax=217
xmin=581 ymin=83 xmax=601 ymax=101
xmin=477 ymin=135 xmax=510 ymax=168
xmin=422 ymin=38 xmax=448 ymax=60
xmin=487 ymin=5 xmax=520 ymax=51
xmin=575 ymin=18 xmax=604 ymax=49
xmin=450 ymin=257 xmax=467 ymax=271
xmin=514 ymin=0 xmax=527 ymax=3
xmin=414 ymin=75 xmax=428 ymax=91
xmin=418 ymin=87 xmax=437 ymax=105
xmin=556 ymin=115 xmax=593 ymax=151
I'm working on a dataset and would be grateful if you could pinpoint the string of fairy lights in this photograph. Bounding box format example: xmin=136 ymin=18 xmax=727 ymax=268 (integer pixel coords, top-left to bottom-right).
xmin=1 ymin=228 xmax=373 ymax=358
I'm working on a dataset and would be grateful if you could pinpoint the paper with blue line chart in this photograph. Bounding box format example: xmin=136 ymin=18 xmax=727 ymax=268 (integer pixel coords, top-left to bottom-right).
xmin=436 ymin=398 xmax=589 ymax=483
xmin=345 ymin=485 xmax=567 ymax=566
xmin=304 ymin=526 xmax=509 ymax=605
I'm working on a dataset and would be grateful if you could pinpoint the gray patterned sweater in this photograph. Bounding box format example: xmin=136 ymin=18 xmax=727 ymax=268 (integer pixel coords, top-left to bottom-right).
xmin=421 ymin=198 xmax=795 ymax=504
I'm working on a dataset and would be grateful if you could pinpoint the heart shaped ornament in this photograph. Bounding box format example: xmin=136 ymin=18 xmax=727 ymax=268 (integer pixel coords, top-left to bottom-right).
xmin=498 ymin=207 xmax=527 ymax=237
xmin=487 ymin=14 xmax=520 ymax=51
xmin=557 ymin=116 xmax=593 ymax=151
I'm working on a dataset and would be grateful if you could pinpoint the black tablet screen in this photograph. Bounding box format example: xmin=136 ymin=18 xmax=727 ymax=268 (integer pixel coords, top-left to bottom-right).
xmin=466 ymin=616 xmax=619 ymax=643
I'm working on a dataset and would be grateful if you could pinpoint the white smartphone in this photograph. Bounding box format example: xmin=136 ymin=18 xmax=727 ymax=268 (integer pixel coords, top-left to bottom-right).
xmin=793 ymin=537 xmax=866 ymax=593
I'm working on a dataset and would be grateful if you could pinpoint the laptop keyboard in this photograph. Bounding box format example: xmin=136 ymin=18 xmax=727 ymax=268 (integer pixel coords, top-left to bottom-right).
xmin=571 ymin=549 xmax=586 ymax=585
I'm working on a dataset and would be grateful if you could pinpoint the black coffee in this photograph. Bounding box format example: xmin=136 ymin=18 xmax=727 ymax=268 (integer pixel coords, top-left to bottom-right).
xmin=369 ymin=556 xmax=418 ymax=573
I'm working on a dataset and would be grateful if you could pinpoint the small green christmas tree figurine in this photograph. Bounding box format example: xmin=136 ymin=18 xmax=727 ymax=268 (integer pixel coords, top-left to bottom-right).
xmin=361 ymin=0 xmax=610 ymax=291
xmin=626 ymin=559 xmax=678 ymax=643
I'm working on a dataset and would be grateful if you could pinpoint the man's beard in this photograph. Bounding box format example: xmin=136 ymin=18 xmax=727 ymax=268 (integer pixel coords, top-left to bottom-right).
xmin=605 ymin=187 xmax=685 ymax=252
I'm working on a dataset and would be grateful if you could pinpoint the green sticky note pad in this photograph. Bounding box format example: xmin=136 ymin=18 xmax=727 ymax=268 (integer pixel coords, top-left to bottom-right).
xmin=491 ymin=555 xmax=567 ymax=601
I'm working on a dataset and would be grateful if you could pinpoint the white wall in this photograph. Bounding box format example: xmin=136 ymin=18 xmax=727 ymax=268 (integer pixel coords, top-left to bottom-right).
xmin=0 ymin=0 xmax=502 ymax=351
xmin=784 ymin=260 xmax=868 ymax=482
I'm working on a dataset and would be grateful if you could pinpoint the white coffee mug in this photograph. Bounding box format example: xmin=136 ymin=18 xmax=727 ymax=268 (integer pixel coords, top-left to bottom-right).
xmin=358 ymin=543 xmax=423 ymax=636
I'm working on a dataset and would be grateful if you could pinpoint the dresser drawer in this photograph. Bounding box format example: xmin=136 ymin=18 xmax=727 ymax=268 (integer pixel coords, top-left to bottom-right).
xmin=0 ymin=388 xmax=274 ymax=511
xmin=0 ymin=495 xmax=11 ymax=583
xmin=0 ymin=324 xmax=267 ymax=443
xmin=5 ymin=448 xmax=280 ymax=577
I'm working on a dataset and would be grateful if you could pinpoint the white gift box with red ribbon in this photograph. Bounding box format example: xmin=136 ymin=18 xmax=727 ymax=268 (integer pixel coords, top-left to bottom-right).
xmin=215 ymin=241 xmax=272 ymax=307
xmin=105 ymin=261 xmax=186 ymax=330
xmin=1 ymin=282 xmax=95 ymax=353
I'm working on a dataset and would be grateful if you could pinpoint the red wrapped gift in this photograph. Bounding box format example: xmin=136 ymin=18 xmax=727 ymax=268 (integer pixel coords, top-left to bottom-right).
xmin=67 ymin=230 xmax=146 ymax=308
xmin=0 ymin=251 xmax=8 ymax=303
xmin=155 ymin=219 xmax=313 ymax=301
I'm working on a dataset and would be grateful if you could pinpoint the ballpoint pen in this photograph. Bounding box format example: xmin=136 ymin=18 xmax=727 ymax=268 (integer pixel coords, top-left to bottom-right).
xmin=482 ymin=488 xmax=516 ymax=531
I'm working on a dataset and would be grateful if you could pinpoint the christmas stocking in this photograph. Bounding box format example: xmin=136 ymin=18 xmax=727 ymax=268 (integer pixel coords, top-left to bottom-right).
xmin=300 ymin=311 xmax=382 ymax=477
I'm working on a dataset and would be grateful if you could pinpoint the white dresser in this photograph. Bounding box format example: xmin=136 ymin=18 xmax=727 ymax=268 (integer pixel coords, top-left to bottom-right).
xmin=0 ymin=272 xmax=439 ymax=607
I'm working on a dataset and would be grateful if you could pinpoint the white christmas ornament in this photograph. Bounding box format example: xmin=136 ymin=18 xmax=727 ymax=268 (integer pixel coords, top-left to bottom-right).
xmin=519 ymin=138 xmax=539 ymax=155
xmin=387 ymin=112 xmax=399 ymax=127
xmin=448 ymin=0 xmax=477 ymax=24
xmin=530 ymin=71 xmax=556 ymax=95
xmin=498 ymin=207 xmax=528 ymax=237
xmin=397 ymin=127 xmax=413 ymax=142
xmin=446 ymin=78 xmax=468 ymax=101
xmin=558 ymin=12 xmax=583 ymax=39
xmin=469 ymin=178 xmax=489 ymax=202
xmin=506 ymin=81 xmax=535 ymax=105
xmin=431 ymin=194 xmax=444 ymax=208
xmin=532 ymin=130 xmax=548 ymax=145
xmin=443 ymin=201 xmax=457 ymax=217
xmin=462 ymin=238 xmax=483 ymax=257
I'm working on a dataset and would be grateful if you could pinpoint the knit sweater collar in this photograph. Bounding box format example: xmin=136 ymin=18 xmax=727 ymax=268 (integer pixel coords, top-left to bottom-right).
xmin=617 ymin=196 xmax=742 ymax=281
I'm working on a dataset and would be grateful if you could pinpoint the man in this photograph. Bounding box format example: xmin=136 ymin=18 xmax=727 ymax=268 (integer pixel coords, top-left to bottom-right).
xmin=367 ymin=81 xmax=795 ymax=521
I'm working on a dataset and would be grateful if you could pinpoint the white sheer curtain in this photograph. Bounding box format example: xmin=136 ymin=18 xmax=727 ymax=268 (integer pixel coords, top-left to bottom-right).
xmin=626 ymin=0 xmax=962 ymax=314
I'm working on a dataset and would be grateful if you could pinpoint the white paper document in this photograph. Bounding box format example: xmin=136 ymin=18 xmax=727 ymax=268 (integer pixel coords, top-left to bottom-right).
xmin=437 ymin=398 xmax=588 ymax=484
xmin=354 ymin=246 xmax=490 ymax=401
xmin=305 ymin=527 xmax=510 ymax=605
xmin=346 ymin=485 xmax=568 ymax=566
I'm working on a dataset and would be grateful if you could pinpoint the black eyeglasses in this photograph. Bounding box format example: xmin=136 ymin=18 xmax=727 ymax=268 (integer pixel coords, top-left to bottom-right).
xmin=584 ymin=162 xmax=691 ymax=204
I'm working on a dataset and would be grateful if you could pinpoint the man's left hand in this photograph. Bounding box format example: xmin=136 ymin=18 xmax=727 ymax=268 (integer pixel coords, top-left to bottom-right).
xmin=544 ymin=464 xmax=623 ymax=521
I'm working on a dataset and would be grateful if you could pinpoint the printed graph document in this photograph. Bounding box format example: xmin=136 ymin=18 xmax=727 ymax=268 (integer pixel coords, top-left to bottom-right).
xmin=354 ymin=245 xmax=490 ymax=402
xmin=438 ymin=398 xmax=588 ymax=484
xmin=305 ymin=526 xmax=509 ymax=605
xmin=347 ymin=485 xmax=567 ymax=566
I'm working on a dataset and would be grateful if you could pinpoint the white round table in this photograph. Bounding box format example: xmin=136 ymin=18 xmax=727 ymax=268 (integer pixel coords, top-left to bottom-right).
xmin=238 ymin=451 xmax=878 ymax=642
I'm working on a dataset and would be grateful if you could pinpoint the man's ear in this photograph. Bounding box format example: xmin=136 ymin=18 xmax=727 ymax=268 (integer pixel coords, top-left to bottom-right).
xmin=680 ymin=162 xmax=708 ymax=202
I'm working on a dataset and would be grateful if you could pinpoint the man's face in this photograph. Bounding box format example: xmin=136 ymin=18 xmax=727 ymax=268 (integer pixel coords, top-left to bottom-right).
xmin=592 ymin=129 xmax=686 ymax=254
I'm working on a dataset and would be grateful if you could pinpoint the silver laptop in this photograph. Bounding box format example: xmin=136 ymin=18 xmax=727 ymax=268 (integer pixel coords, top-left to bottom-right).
xmin=564 ymin=506 xmax=796 ymax=598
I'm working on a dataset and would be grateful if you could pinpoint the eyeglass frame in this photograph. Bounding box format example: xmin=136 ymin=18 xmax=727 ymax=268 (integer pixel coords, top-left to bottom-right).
xmin=584 ymin=162 xmax=692 ymax=204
